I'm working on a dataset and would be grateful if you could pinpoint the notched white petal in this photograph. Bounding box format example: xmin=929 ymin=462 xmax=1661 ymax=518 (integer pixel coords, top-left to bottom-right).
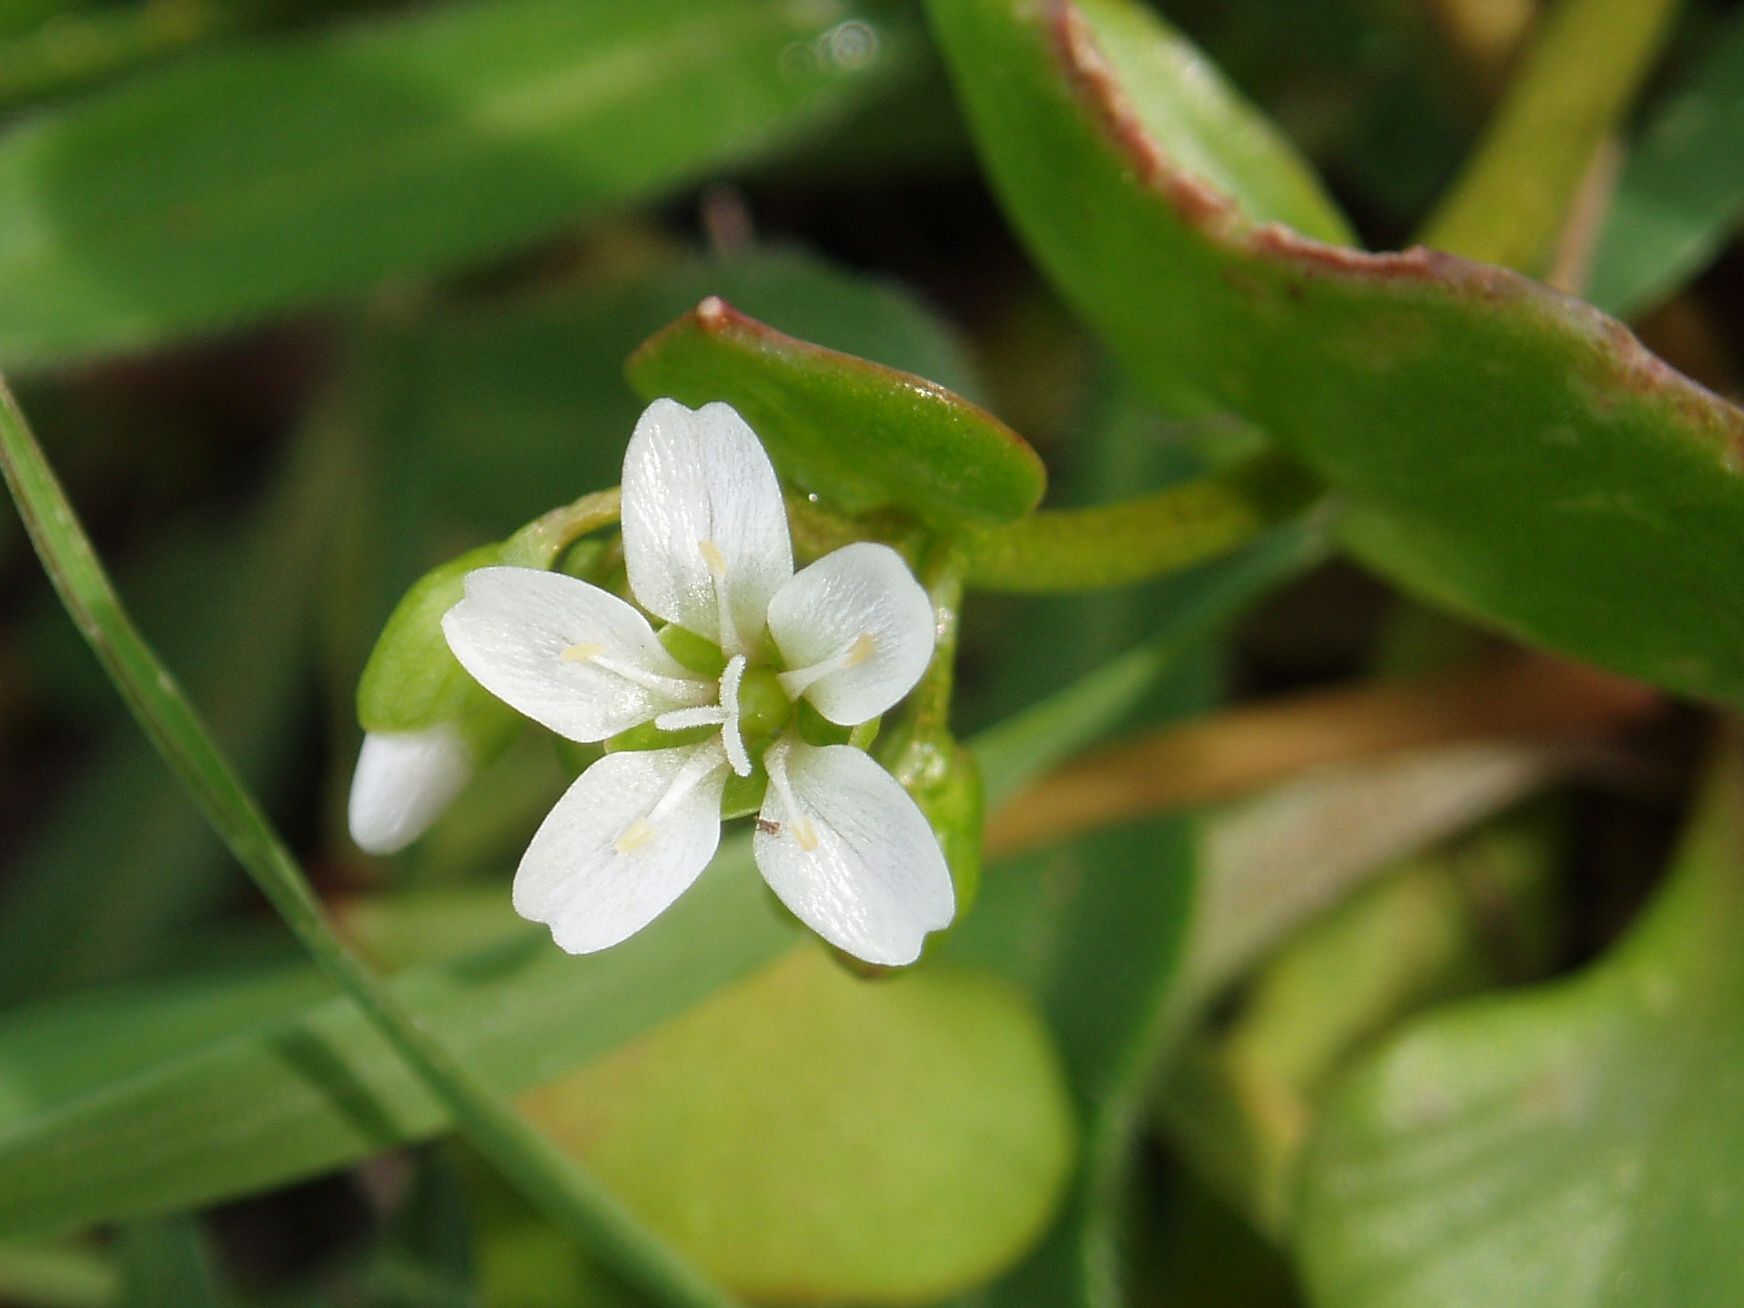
xmin=621 ymin=398 xmax=793 ymax=653
xmin=514 ymin=744 xmax=728 ymax=955
xmin=755 ymin=741 xmax=954 ymax=966
xmin=441 ymin=566 xmax=709 ymax=743
xmin=767 ymin=542 xmax=935 ymax=726
xmin=348 ymin=726 xmax=472 ymax=855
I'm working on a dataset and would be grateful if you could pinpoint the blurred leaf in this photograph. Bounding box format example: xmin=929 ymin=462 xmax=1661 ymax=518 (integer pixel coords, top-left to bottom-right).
xmin=954 ymin=815 xmax=1198 ymax=1308
xmin=0 ymin=1238 xmax=118 ymax=1308
xmin=0 ymin=0 xmax=930 ymax=368
xmin=0 ymin=396 xmax=357 ymax=1001
xmin=926 ymin=0 xmax=1744 ymax=706
xmin=627 ymin=296 xmax=1045 ymax=528
xmin=0 ymin=840 xmax=789 ymax=1237
xmin=1159 ymin=811 xmax=1562 ymax=1238
xmin=1295 ymin=736 xmax=1744 ymax=1307
xmin=522 ymin=945 xmax=1075 ymax=1303
xmin=1415 ymin=0 xmax=1676 ymax=277
xmin=115 ymin=1215 xmax=230 ymax=1308
xmin=1589 ymin=7 xmax=1744 ymax=316
xmin=954 ymin=731 xmax=1572 ymax=1307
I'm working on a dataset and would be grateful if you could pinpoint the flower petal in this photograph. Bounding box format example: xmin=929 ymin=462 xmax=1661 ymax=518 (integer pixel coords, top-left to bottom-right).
xmin=347 ymin=726 xmax=472 ymax=855
xmin=515 ymin=744 xmax=728 ymax=954
xmin=621 ymin=398 xmax=793 ymax=654
xmin=755 ymin=741 xmax=954 ymax=966
xmin=442 ymin=566 xmax=710 ymax=743
xmin=767 ymin=542 xmax=935 ymax=725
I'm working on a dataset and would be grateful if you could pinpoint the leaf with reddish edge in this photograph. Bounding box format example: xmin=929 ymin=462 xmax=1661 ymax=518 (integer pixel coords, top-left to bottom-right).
xmin=626 ymin=295 xmax=1047 ymax=530
xmin=927 ymin=0 xmax=1744 ymax=705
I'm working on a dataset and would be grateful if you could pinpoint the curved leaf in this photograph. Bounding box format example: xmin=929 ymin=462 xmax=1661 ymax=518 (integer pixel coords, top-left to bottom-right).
xmin=1295 ymin=738 xmax=1744 ymax=1308
xmin=926 ymin=0 xmax=1744 ymax=704
xmin=626 ymin=296 xmax=1046 ymax=528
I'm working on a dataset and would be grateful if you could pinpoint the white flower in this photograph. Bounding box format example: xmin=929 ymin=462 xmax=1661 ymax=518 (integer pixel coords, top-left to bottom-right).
xmin=438 ymin=398 xmax=955 ymax=966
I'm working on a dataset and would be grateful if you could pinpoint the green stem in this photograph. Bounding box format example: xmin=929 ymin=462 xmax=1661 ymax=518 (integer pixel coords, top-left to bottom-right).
xmin=505 ymin=486 xmax=623 ymax=566
xmin=1418 ymin=0 xmax=1680 ymax=274
xmin=962 ymin=454 xmax=1319 ymax=592
xmin=0 ymin=379 xmax=739 ymax=1308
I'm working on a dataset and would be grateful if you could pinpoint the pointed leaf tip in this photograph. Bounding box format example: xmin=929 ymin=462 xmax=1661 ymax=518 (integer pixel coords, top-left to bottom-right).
xmin=626 ymin=297 xmax=1046 ymax=530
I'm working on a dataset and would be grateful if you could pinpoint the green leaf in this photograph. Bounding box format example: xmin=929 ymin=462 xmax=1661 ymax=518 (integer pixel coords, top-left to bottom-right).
xmin=625 ymin=296 xmax=1046 ymax=528
xmin=0 ymin=0 xmax=927 ymax=368
xmin=925 ymin=0 xmax=1744 ymax=705
xmin=1589 ymin=8 xmax=1744 ymax=316
xmin=521 ymin=945 xmax=1075 ymax=1303
xmin=1294 ymin=738 xmax=1744 ymax=1308
xmin=0 ymin=841 xmax=789 ymax=1239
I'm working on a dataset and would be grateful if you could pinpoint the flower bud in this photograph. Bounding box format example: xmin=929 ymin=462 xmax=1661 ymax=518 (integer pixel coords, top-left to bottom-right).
xmin=349 ymin=545 xmax=522 ymax=853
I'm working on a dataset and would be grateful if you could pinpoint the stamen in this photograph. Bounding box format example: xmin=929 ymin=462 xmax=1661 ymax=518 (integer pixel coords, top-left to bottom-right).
xmin=613 ymin=745 xmax=728 ymax=854
xmin=718 ymin=655 xmax=751 ymax=777
xmin=763 ymin=742 xmax=820 ymax=850
xmin=655 ymin=705 xmax=729 ymax=732
xmin=569 ymin=647 xmax=712 ymax=705
xmin=649 ymin=745 xmax=729 ymax=823
xmin=614 ymin=819 xmax=656 ymax=853
xmin=777 ymin=632 xmax=876 ymax=700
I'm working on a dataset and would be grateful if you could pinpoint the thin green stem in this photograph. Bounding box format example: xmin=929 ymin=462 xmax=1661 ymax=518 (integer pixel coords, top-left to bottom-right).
xmin=0 ymin=378 xmax=739 ymax=1308
xmin=1418 ymin=0 xmax=1680 ymax=274
xmin=506 ymin=485 xmax=623 ymax=566
xmin=962 ymin=454 xmax=1319 ymax=593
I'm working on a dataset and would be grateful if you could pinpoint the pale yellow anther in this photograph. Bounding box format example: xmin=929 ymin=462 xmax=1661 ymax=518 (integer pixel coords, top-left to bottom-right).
xmin=560 ymin=643 xmax=605 ymax=663
xmin=614 ymin=819 xmax=656 ymax=853
xmin=698 ymin=538 xmax=728 ymax=579
xmin=843 ymin=633 xmax=876 ymax=668
xmin=794 ymin=817 xmax=821 ymax=852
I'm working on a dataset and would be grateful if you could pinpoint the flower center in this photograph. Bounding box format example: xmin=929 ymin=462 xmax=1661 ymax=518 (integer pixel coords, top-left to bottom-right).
xmin=654 ymin=653 xmax=753 ymax=777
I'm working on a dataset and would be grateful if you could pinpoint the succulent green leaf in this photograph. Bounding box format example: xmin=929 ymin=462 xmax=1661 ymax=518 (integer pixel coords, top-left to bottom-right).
xmin=521 ymin=945 xmax=1075 ymax=1303
xmin=1295 ymin=737 xmax=1744 ymax=1308
xmin=0 ymin=0 xmax=927 ymax=368
xmin=1590 ymin=7 xmax=1744 ymax=317
xmin=926 ymin=0 xmax=1744 ymax=704
xmin=626 ymin=296 xmax=1046 ymax=528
